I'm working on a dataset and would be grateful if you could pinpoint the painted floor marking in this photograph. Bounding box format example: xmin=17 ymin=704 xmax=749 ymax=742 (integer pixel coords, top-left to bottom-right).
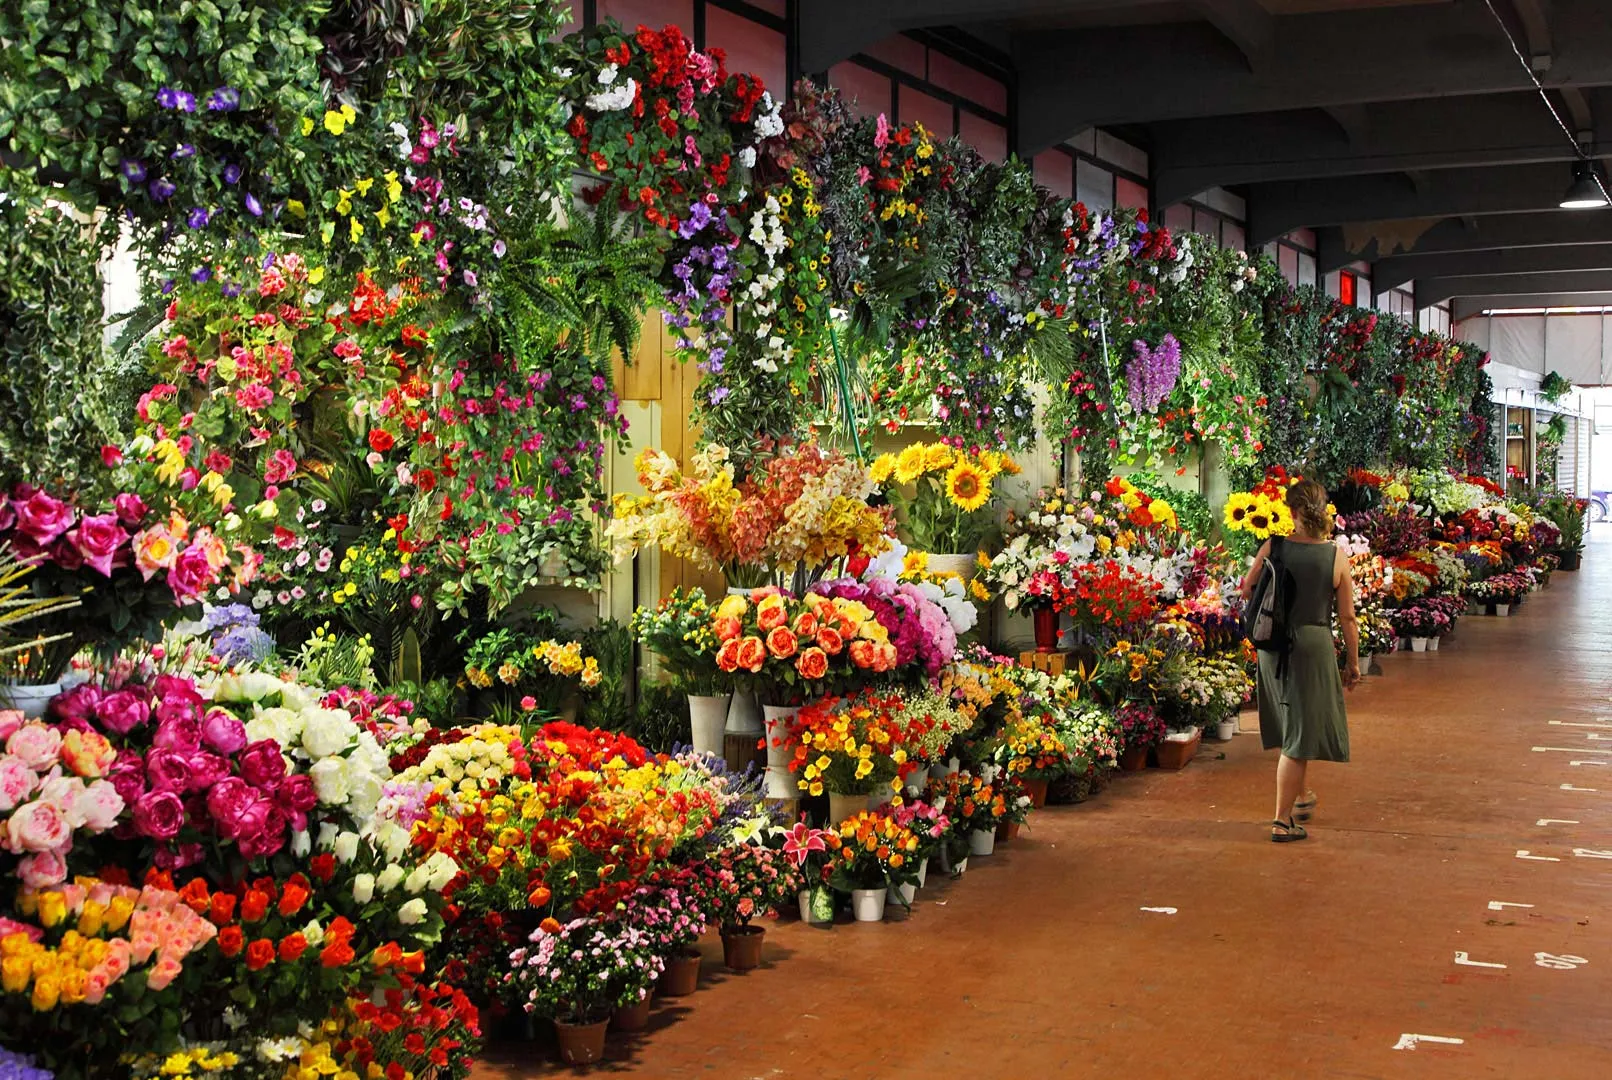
xmin=1537 ymin=818 xmax=1580 ymax=825
xmin=1531 ymin=746 xmax=1612 ymax=754
xmin=1516 ymin=850 xmax=1562 ymax=861
xmin=1550 ymin=719 xmax=1612 ymax=728
xmin=1561 ymin=783 xmax=1598 ymax=792
xmin=1139 ymin=906 xmax=1177 ymax=915
xmin=1454 ymin=951 xmax=1507 ymax=969
xmin=1534 ymin=953 xmax=1588 ymax=970
xmin=1393 ymin=1034 xmax=1465 ymax=1051
xmin=1570 ymin=760 xmax=1611 ymax=767
xmin=1487 ymin=901 xmax=1534 ymax=911
xmin=1573 ymin=848 xmax=1612 ymax=859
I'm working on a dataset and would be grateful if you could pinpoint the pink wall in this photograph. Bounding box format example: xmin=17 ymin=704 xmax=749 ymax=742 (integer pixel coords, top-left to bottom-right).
xmin=1034 ymin=152 xmax=1073 ymax=198
xmin=1115 ymin=176 xmax=1148 ymax=211
xmin=830 ymin=61 xmax=892 ymax=120
xmin=901 ymin=88 xmax=955 ymax=137
xmin=960 ymin=113 xmax=1008 ymax=163
xmin=599 ymin=0 xmax=691 ymax=30
xmin=707 ymin=6 xmax=785 ymax=96
xmin=928 ymin=51 xmax=1007 ymax=114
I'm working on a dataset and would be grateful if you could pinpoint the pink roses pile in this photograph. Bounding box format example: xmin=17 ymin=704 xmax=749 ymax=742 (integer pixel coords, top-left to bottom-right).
xmin=51 ymin=675 xmax=317 ymax=868
xmin=0 ymin=710 xmax=124 ymax=888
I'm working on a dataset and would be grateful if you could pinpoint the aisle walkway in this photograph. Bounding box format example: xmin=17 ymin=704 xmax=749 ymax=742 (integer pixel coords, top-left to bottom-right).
xmin=480 ymin=536 xmax=1612 ymax=1079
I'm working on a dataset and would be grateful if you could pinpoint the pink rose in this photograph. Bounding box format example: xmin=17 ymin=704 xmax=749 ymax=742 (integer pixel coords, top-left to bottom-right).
xmin=51 ymin=684 xmax=104 ymax=724
xmin=237 ymin=739 xmax=286 ymax=788
xmin=152 ymin=713 xmax=202 ymax=753
xmin=144 ymin=748 xmax=193 ymax=793
xmin=0 ymin=755 xmax=38 ymax=811
xmin=5 ymin=724 xmax=62 ymax=771
xmin=205 ymin=776 xmax=254 ymax=836
xmin=12 ymin=490 xmax=75 ymax=544
xmin=0 ymin=915 xmax=43 ymax=943
xmin=51 ymin=535 xmax=84 ymax=571
xmin=153 ymin=674 xmax=201 ymax=707
xmin=0 ymin=497 xmax=13 ymax=532
xmin=144 ymin=954 xmax=185 ymax=991
xmin=185 ymin=751 xmax=229 ymax=792
xmin=167 ymin=544 xmax=216 ymax=601
xmin=200 ymin=709 xmax=247 ymax=754
xmin=16 ymin=850 xmax=69 ymax=889
xmin=107 ymin=751 xmax=147 ymax=804
xmin=0 ymin=709 xmax=23 ymax=741
xmin=69 ymin=512 xmax=126 ymax=577
xmin=263 ymin=448 xmax=297 ymax=485
xmin=74 ymin=779 xmax=124 ymax=831
xmin=60 ymin=729 xmax=117 ymax=778
xmin=96 ymin=689 xmax=151 ymax=735
xmin=82 ymin=969 xmax=113 ymax=1005
xmin=131 ymin=789 xmax=185 ymax=841
xmin=113 ymin=493 xmax=148 ymax=526
xmin=6 ymin=799 xmax=72 ymax=852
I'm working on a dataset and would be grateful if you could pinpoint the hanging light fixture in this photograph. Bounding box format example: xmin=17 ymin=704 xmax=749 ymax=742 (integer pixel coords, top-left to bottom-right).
xmin=1560 ymin=160 xmax=1610 ymax=209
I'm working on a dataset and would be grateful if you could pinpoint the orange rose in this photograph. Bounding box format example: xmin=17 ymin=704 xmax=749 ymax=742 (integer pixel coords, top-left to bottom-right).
xmin=792 ymin=611 xmax=819 ymax=637
xmin=848 ymin=639 xmax=876 ymax=669
xmin=278 ymin=933 xmax=308 ymax=962
xmin=766 ymin=626 xmax=798 ymax=659
xmin=875 ymin=642 xmax=898 ymax=672
xmin=217 ymin=926 xmax=245 ymax=957
xmin=713 ymin=615 xmax=743 ymax=642
xmin=756 ymin=595 xmax=788 ymax=631
xmin=716 ymin=638 xmax=741 ymax=672
xmin=796 ymin=647 xmax=829 ymax=680
xmin=245 ymin=938 xmax=275 ymax=972
xmin=816 ymin=627 xmax=844 ymax=655
xmin=736 ymin=635 xmax=767 ymax=673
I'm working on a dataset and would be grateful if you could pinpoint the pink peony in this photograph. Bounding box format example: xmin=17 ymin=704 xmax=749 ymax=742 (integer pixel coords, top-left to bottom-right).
xmin=185 ymin=750 xmax=229 ymax=791
xmin=144 ymin=748 xmax=193 ymax=793
xmin=200 ymin=708 xmax=247 ymax=754
xmin=60 ymin=728 xmax=117 ymax=778
xmin=152 ymin=712 xmax=202 ymax=753
xmin=0 ymin=708 xmax=24 ymax=741
xmin=74 ymin=779 xmax=124 ymax=831
xmin=16 ymin=849 xmax=69 ymax=889
xmin=96 ymin=689 xmax=151 ymax=735
xmin=52 ymin=683 xmax=104 ymax=724
xmin=204 ymin=776 xmax=254 ymax=836
xmin=0 ymin=755 xmax=38 ymax=811
xmin=11 ymin=490 xmax=75 ymax=544
xmin=5 ymin=798 xmax=72 ymax=852
xmin=167 ymin=544 xmax=216 ymax=600
xmin=5 ymin=724 xmax=62 ymax=771
xmin=107 ymin=751 xmax=146 ymax=804
xmin=237 ymin=739 xmax=286 ymax=788
xmin=131 ymin=789 xmax=185 ymax=841
xmin=69 ymin=512 xmax=126 ymax=576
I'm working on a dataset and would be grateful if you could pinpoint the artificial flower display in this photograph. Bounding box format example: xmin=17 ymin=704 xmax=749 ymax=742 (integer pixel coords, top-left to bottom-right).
xmin=869 ymin=442 xmax=1020 ymax=553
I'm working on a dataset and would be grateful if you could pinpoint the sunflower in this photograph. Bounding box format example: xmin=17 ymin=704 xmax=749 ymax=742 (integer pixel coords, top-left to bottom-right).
xmin=894 ymin=444 xmax=927 ymax=484
xmin=1268 ymin=501 xmax=1295 ymax=536
xmin=869 ymin=453 xmax=896 ymax=485
xmin=922 ymin=443 xmax=954 ymax=474
xmin=1246 ymin=503 xmax=1273 ymax=538
xmin=1223 ymin=492 xmax=1256 ymax=531
xmin=945 ymin=460 xmax=992 ymax=512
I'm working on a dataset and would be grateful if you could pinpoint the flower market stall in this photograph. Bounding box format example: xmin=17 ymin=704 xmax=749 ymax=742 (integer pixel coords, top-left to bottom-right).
xmin=0 ymin=3 xmax=1588 ymax=1074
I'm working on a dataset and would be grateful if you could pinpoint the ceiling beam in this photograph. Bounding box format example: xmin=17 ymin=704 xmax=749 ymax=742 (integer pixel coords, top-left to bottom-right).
xmin=1016 ymin=0 xmax=1612 ymax=154
xmin=794 ymin=0 xmax=1109 ymax=74
xmin=1246 ymin=161 xmax=1600 ymax=245
xmin=1416 ymin=269 xmax=1612 ymax=307
xmin=1319 ymin=211 xmax=1612 ymax=270
xmin=1454 ymin=291 xmax=1612 ymax=318
xmin=1375 ymin=243 xmax=1612 ymax=292
xmin=1152 ymin=94 xmax=1600 ymax=205
xmin=1194 ymin=0 xmax=1274 ymax=68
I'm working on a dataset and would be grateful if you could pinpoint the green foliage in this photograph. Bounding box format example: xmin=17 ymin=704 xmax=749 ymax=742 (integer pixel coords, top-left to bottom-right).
xmin=630 ymin=681 xmax=693 ymax=754
xmin=1126 ymin=471 xmax=1211 ymax=539
xmin=0 ymin=189 xmax=123 ymax=494
xmin=384 ymin=676 xmax=462 ymax=727
xmin=291 ymin=627 xmax=378 ymax=690
xmin=1539 ymin=370 xmax=1571 ymax=402
xmin=1539 ymin=492 xmax=1586 ymax=551
xmin=579 ymin=619 xmax=634 ymax=733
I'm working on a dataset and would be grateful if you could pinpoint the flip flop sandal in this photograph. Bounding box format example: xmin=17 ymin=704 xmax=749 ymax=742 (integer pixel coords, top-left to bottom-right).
xmin=1271 ymin=818 xmax=1308 ymax=843
xmin=1293 ymin=794 xmax=1318 ymax=823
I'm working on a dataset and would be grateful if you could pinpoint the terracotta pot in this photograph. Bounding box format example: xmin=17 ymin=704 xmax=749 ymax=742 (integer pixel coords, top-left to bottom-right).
xmin=1119 ymin=746 xmax=1148 ymax=772
xmin=1021 ymin=776 xmax=1049 ymax=808
xmin=611 ymin=996 xmax=652 ymax=1032
xmin=658 ymin=950 xmax=701 ymax=997
xmin=1032 ymin=607 xmax=1059 ymax=653
xmin=720 ymin=925 xmax=765 ymax=971
xmin=1153 ymin=730 xmax=1202 ymax=771
xmin=554 ymin=1017 xmax=609 ymax=1065
xmin=995 ymin=819 xmax=1020 ymax=842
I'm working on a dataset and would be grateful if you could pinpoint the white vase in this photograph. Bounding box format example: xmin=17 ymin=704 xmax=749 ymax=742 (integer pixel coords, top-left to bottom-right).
xmin=1 ymin=682 xmax=60 ymax=720
xmin=797 ymin=888 xmax=832 ymax=925
xmin=725 ymin=689 xmax=762 ymax=736
xmin=952 ymin=856 xmax=969 ymax=875
xmin=886 ymin=881 xmax=916 ymax=908
xmin=904 ymin=770 xmax=928 ymax=796
xmin=827 ymin=791 xmax=863 ymax=826
xmin=968 ymin=828 xmax=996 ymax=856
xmin=687 ymin=694 xmax=731 ymax=756
xmin=850 ymin=888 xmax=886 ymax=923
xmin=1396 ymin=638 xmax=1409 ymax=652
xmin=1410 ymin=637 xmax=1430 ymax=653
xmin=1429 ymin=636 xmax=1440 ymax=652
xmin=1214 ymin=719 xmax=1237 ymax=740
xmin=763 ymin=766 xmax=797 ymax=799
xmin=915 ymin=858 xmax=929 ymax=889
xmin=761 ymin=705 xmax=799 ymax=772
xmin=927 ymin=762 xmax=951 ymax=780
xmin=1495 ymin=603 xmax=1510 ymax=617
xmin=866 ymin=789 xmax=892 ymax=812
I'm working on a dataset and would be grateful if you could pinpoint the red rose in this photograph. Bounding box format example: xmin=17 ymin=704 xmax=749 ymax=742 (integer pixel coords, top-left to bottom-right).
xmin=368 ymin=429 xmax=395 ymax=453
xmin=217 ymin=926 xmax=245 ymax=957
xmin=209 ymin=893 xmax=237 ymax=926
xmin=278 ymin=932 xmax=308 ymax=962
xmin=240 ymin=889 xmax=269 ymax=924
xmin=245 ymin=938 xmax=275 ymax=971
xmin=795 ymin=647 xmax=828 ymax=681
xmin=765 ymin=626 xmax=797 ymax=660
xmin=277 ymin=881 xmax=310 ymax=917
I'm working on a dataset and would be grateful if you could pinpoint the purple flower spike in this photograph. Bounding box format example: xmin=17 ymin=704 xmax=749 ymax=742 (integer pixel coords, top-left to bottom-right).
xmin=186 ymin=207 xmax=212 ymax=229
xmin=222 ymin=163 xmax=242 ymax=185
xmin=148 ymin=178 xmax=177 ymax=202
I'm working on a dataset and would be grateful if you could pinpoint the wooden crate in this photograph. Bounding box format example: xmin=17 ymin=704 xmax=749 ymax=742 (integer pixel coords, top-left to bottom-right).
xmin=1018 ymin=650 xmax=1075 ymax=675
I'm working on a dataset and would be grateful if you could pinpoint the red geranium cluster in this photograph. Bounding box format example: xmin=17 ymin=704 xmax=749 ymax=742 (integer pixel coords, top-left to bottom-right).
xmin=1051 ymin=559 xmax=1161 ymax=641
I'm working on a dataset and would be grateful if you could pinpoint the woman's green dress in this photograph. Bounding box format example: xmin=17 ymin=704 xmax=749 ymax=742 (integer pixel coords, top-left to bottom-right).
xmin=1256 ymin=539 xmax=1351 ymax=762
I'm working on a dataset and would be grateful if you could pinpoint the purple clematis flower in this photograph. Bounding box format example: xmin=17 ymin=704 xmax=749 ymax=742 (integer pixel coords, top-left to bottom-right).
xmin=191 ymin=266 xmax=212 ymax=284
xmin=156 ymin=87 xmax=196 ymax=112
xmin=186 ymin=207 xmax=212 ymax=229
xmin=170 ymin=144 xmax=195 ymax=160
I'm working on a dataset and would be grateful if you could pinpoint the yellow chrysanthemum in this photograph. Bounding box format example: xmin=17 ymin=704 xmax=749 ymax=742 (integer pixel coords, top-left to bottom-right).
xmin=894 ymin=444 xmax=927 ymax=484
xmin=945 ymin=460 xmax=991 ymax=513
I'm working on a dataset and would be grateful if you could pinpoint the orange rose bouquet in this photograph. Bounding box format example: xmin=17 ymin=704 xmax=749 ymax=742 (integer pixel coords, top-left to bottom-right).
xmin=710 ymin=588 xmax=898 ymax=703
xmin=825 ymin=810 xmax=919 ymax=891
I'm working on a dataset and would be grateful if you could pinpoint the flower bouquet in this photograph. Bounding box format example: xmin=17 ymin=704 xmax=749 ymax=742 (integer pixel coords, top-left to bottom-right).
xmin=925 ymin=771 xmax=1006 ymax=870
xmin=710 ymin=587 xmax=897 ymax=703
xmin=629 ymin=587 xmax=727 ymax=696
xmin=826 ymin=809 xmax=919 ymax=917
xmin=787 ymin=691 xmax=911 ymax=802
xmin=1114 ymin=701 xmax=1167 ymax=758
xmin=868 ymin=442 xmax=1019 ymax=554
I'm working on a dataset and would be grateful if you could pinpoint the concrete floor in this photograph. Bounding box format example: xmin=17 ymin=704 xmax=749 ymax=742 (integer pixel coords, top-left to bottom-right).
xmin=475 ymin=531 xmax=1612 ymax=1080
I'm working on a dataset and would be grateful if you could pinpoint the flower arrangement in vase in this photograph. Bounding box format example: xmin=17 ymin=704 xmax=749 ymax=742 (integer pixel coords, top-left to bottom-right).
xmin=826 ymin=809 xmax=919 ymax=920
xmin=925 ymin=771 xmax=1007 ymax=870
xmin=787 ymin=690 xmax=914 ymax=806
xmin=868 ymin=442 xmax=1020 ymax=557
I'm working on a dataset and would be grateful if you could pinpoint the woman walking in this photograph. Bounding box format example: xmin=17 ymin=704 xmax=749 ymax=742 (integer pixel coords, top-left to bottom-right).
xmin=1239 ymin=478 xmax=1358 ymax=842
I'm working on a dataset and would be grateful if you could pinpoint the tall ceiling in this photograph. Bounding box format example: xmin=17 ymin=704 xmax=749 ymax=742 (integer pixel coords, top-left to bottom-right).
xmin=795 ymin=0 xmax=1612 ymax=314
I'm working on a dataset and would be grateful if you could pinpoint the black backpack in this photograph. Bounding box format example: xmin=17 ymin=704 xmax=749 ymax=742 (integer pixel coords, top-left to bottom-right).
xmin=1242 ymin=537 xmax=1296 ymax=671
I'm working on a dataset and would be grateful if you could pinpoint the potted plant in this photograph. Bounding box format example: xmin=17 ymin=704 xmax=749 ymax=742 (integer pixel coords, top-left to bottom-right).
xmin=629 ymin=587 xmax=730 ymax=754
xmin=927 ymin=771 xmax=1006 ymax=864
xmin=786 ymin=691 xmax=910 ymax=824
xmin=1539 ymin=493 xmax=1586 ymax=571
xmin=1115 ymin=703 xmax=1166 ymax=772
xmin=988 ymin=711 xmax=1069 ymax=808
xmin=828 ymin=810 xmax=919 ymax=920
xmin=869 ymin=441 xmax=1017 ymax=576
xmin=780 ymin=821 xmax=840 ymax=925
xmin=994 ymin=777 xmax=1034 ymax=843
xmin=693 ymin=841 xmax=800 ymax=971
xmin=890 ymin=799 xmax=950 ymax=884
xmin=505 ymin=916 xmax=664 ymax=1065
xmin=626 ymin=869 xmax=710 ymax=999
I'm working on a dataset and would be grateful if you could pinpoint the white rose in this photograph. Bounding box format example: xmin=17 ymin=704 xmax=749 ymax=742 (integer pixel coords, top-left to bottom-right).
xmin=376 ymin=864 xmax=406 ymax=894
xmin=345 ymin=770 xmax=385 ymax=821
xmin=373 ymin=821 xmax=411 ymax=864
xmin=317 ymin=821 xmax=339 ymax=849
xmin=300 ymin=709 xmax=357 ymax=759
xmin=310 ymin=758 xmax=352 ymax=807
xmin=291 ymin=829 xmax=311 ymax=858
xmin=331 ymin=829 xmax=361 ymax=864
xmin=352 ymin=873 xmax=375 ymax=904
xmin=397 ymin=898 xmax=428 ymax=925
xmin=279 ymin=683 xmax=317 ymax=711
xmin=403 ymin=865 xmax=431 ymax=894
xmin=424 ymin=852 xmax=459 ymax=891
xmin=301 ymin=919 xmax=324 ymax=947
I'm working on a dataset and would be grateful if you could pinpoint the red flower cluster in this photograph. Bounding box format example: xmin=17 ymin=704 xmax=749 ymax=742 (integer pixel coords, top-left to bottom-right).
xmin=1051 ymin=559 xmax=1161 ymax=633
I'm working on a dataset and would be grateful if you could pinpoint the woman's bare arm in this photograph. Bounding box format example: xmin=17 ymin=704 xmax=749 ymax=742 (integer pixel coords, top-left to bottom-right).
xmin=1335 ymin=545 xmax=1360 ymax=687
xmin=1238 ymin=539 xmax=1272 ymax=601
